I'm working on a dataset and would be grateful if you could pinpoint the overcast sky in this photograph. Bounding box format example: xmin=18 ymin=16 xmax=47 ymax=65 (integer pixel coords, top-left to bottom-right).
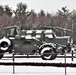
xmin=0 ymin=0 xmax=76 ymax=13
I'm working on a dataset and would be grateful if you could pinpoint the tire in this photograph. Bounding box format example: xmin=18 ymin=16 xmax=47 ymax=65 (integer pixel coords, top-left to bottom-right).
xmin=0 ymin=37 xmax=13 ymax=53
xmin=66 ymin=47 xmax=71 ymax=53
xmin=66 ymin=43 xmax=71 ymax=53
xmin=62 ymin=46 xmax=71 ymax=53
xmin=40 ymin=45 xmax=57 ymax=60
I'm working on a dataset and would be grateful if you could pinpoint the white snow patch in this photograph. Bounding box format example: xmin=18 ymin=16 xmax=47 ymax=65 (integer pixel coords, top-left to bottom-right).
xmin=0 ymin=54 xmax=76 ymax=75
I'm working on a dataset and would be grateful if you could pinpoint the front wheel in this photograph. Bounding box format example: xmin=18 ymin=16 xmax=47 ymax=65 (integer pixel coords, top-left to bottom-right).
xmin=40 ymin=46 xmax=57 ymax=60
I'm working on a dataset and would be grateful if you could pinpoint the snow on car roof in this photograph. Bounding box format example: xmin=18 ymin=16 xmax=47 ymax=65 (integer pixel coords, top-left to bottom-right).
xmin=44 ymin=29 xmax=53 ymax=33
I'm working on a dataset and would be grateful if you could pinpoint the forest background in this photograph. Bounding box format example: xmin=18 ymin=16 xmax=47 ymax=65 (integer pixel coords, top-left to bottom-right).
xmin=0 ymin=2 xmax=76 ymax=43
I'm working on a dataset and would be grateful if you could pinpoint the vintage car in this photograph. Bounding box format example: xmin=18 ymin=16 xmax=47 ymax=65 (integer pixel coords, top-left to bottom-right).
xmin=0 ymin=25 xmax=72 ymax=60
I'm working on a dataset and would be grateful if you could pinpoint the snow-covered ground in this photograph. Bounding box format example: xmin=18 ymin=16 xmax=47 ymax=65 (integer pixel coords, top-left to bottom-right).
xmin=0 ymin=66 xmax=76 ymax=75
xmin=0 ymin=54 xmax=76 ymax=75
xmin=1 ymin=53 xmax=76 ymax=63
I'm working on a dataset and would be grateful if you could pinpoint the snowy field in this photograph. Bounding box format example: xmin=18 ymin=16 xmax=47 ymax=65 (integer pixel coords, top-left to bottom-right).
xmin=0 ymin=54 xmax=76 ymax=75
xmin=0 ymin=66 xmax=76 ymax=75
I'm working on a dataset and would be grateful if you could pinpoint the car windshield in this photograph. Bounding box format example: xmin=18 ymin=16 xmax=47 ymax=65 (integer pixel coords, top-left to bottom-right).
xmin=5 ymin=27 xmax=18 ymax=37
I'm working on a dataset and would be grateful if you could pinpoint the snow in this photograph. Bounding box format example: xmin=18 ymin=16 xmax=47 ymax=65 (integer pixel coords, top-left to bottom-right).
xmin=1 ymin=53 xmax=76 ymax=64
xmin=0 ymin=54 xmax=76 ymax=75
xmin=0 ymin=66 xmax=76 ymax=75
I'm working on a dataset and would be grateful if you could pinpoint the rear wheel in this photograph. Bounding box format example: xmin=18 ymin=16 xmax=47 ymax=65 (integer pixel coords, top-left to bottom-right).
xmin=40 ymin=46 xmax=57 ymax=60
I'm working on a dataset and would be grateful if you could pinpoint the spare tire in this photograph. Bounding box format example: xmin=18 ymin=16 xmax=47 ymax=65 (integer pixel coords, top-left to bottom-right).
xmin=0 ymin=37 xmax=12 ymax=53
